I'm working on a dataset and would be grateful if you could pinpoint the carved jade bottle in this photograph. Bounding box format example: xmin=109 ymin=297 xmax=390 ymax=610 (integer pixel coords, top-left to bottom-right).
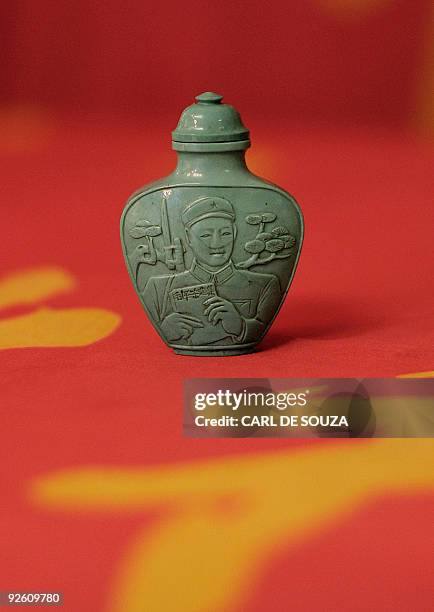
xmin=120 ymin=92 xmax=303 ymax=356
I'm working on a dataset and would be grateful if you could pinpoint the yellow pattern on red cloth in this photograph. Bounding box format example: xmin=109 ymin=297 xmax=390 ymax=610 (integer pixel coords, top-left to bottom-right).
xmin=31 ymin=440 xmax=434 ymax=612
xmin=0 ymin=266 xmax=121 ymax=349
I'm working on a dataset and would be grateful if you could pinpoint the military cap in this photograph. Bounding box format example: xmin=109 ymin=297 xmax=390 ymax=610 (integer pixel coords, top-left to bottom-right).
xmin=182 ymin=197 xmax=236 ymax=228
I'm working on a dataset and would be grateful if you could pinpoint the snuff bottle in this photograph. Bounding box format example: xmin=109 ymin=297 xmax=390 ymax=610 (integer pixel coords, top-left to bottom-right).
xmin=120 ymin=92 xmax=303 ymax=355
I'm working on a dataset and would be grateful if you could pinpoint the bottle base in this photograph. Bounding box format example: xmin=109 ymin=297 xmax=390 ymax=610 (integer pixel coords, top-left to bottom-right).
xmin=172 ymin=344 xmax=257 ymax=357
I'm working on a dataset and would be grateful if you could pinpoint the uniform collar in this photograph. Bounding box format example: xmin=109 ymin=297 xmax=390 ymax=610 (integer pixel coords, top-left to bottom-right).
xmin=190 ymin=259 xmax=235 ymax=285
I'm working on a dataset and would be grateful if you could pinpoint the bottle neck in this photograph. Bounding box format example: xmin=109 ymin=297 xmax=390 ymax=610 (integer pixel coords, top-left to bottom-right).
xmin=173 ymin=150 xmax=249 ymax=180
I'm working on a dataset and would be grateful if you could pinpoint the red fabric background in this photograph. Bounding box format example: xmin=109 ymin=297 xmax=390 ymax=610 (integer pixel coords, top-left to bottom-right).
xmin=1 ymin=0 xmax=431 ymax=124
xmin=1 ymin=2 xmax=434 ymax=611
xmin=1 ymin=118 xmax=433 ymax=611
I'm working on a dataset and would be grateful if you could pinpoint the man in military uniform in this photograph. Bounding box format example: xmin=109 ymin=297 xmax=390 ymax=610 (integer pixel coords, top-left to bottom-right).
xmin=143 ymin=196 xmax=281 ymax=346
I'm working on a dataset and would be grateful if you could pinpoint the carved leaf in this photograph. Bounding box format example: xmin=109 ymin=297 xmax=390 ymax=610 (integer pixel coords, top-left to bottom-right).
xmin=271 ymin=226 xmax=289 ymax=237
xmin=143 ymin=225 xmax=162 ymax=237
xmin=129 ymin=227 xmax=150 ymax=238
xmin=135 ymin=219 xmax=152 ymax=227
xmin=261 ymin=212 xmax=277 ymax=223
xmin=245 ymin=239 xmax=266 ymax=254
xmin=257 ymin=232 xmax=273 ymax=241
xmin=265 ymin=238 xmax=285 ymax=252
xmin=245 ymin=214 xmax=262 ymax=225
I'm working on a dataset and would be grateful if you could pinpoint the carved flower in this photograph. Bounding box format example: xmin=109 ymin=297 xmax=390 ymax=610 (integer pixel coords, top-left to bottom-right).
xmin=265 ymin=238 xmax=285 ymax=252
xmin=244 ymin=239 xmax=266 ymax=254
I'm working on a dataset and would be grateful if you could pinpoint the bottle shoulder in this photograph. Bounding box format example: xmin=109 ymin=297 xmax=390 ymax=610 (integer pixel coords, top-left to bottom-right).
xmin=121 ymin=170 xmax=303 ymax=228
xmin=124 ymin=171 xmax=298 ymax=199
xmin=125 ymin=175 xmax=172 ymax=203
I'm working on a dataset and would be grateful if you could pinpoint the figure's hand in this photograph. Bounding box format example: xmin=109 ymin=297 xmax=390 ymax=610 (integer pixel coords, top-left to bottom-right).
xmin=160 ymin=313 xmax=203 ymax=341
xmin=203 ymin=296 xmax=244 ymax=337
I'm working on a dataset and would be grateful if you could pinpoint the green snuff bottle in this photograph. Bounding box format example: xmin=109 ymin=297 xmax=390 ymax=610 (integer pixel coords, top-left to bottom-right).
xmin=120 ymin=92 xmax=304 ymax=356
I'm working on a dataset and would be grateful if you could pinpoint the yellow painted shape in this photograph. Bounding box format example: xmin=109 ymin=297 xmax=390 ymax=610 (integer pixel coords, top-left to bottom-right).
xmin=415 ymin=3 xmax=434 ymax=134
xmin=0 ymin=267 xmax=75 ymax=310
xmin=0 ymin=306 xmax=121 ymax=349
xmin=399 ymin=371 xmax=434 ymax=378
xmin=30 ymin=441 xmax=434 ymax=612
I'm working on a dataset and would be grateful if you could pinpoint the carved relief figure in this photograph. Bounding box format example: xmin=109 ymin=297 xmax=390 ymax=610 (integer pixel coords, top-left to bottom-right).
xmin=142 ymin=197 xmax=282 ymax=346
